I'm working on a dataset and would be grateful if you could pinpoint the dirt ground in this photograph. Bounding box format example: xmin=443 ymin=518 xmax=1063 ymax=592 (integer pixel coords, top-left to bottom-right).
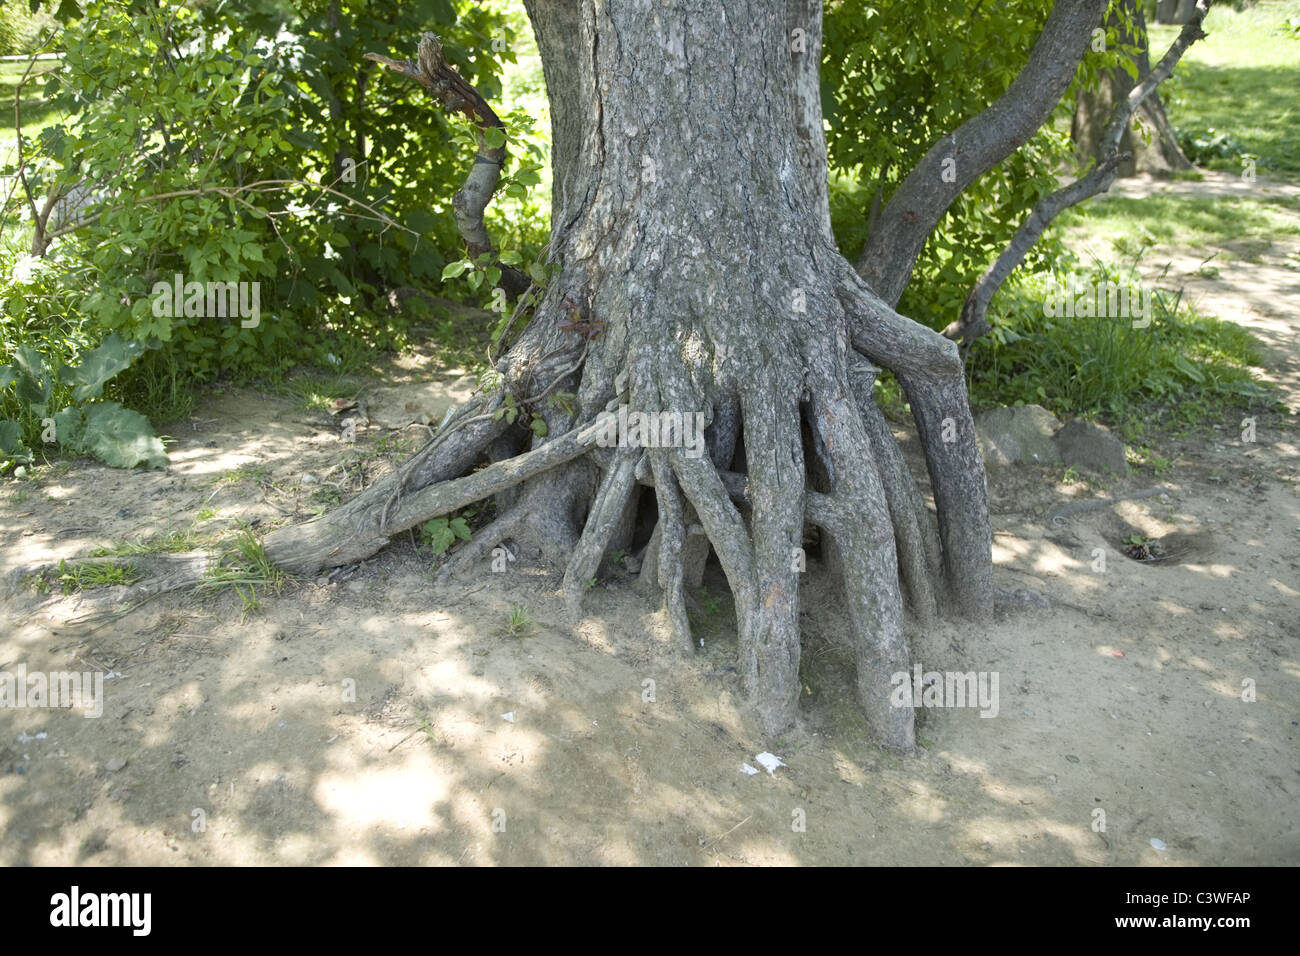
xmin=2 ymin=177 xmax=1297 ymax=866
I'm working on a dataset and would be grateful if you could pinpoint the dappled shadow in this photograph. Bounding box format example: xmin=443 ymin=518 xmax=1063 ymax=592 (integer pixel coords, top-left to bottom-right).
xmin=1 ymin=384 xmax=1296 ymax=865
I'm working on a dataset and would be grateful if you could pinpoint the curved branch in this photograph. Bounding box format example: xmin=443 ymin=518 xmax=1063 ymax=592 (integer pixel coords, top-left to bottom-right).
xmin=855 ymin=0 xmax=1110 ymax=307
xmin=367 ymin=34 xmax=529 ymax=297
xmin=946 ymin=0 xmax=1215 ymax=347
xmin=945 ymin=151 xmax=1128 ymax=345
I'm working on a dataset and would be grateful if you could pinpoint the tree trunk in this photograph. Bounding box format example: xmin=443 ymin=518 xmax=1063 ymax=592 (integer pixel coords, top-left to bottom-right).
xmin=1156 ymin=0 xmax=1199 ymax=24
xmin=1074 ymin=0 xmax=1194 ymax=177
xmin=256 ymin=0 xmax=995 ymax=752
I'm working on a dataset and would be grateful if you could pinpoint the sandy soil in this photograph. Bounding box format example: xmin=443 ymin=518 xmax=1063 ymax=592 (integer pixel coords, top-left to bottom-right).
xmin=1 ymin=180 xmax=1297 ymax=865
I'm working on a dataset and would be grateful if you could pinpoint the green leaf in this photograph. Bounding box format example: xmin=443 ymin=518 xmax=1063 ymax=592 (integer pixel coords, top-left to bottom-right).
xmin=422 ymin=518 xmax=457 ymax=555
xmin=441 ymin=260 xmax=470 ymax=280
xmin=448 ymin=517 xmax=473 ymax=541
xmin=61 ymin=333 xmax=147 ymax=402
xmin=61 ymin=403 xmax=167 ymax=469
xmin=530 ymin=415 xmax=548 ymax=438
xmin=13 ymin=346 xmax=53 ymax=406
xmin=483 ymin=126 xmax=507 ymax=149
xmin=0 ymin=420 xmax=29 ymax=459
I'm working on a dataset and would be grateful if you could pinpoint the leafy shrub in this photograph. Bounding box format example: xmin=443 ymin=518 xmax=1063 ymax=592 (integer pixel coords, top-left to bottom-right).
xmin=966 ymin=263 xmax=1268 ymax=423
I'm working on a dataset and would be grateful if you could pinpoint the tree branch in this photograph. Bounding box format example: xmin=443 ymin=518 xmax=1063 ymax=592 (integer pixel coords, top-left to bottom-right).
xmin=945 ymin=0 xmax=1215 ymax=347
xmin=366 ymin=33 xmax=529 ymax=297
xmin=855 ymin=0 xmax=1110 ymax=307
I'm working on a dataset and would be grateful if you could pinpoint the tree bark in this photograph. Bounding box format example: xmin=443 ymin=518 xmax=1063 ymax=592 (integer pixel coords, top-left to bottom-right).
xmin=139 ymin=0 xmax=1003 ymax=753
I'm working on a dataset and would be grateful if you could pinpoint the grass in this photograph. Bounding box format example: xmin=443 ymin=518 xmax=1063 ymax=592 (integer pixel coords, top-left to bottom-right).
xmin=505 ymin=604 xmax=533 ymax=637
xmin=970 ymin=262 xmax=1269 ymax=426
xmin=206 ymin=464 xmax=271 ymax=488
xmin=27 ymin=557 xmax=141 ymax=593
xmin=197 ymin=528 xmax=286 ymax=614
xmin=1150 ymin=1 xmax=1300 ymax=179
xmin=273 ymin=372 xmax=359 ymax=413
xmin=1059 ymin=194 xmax=1300 ymax=260
xmin=90 ymin=526 xmax=209 ymax=557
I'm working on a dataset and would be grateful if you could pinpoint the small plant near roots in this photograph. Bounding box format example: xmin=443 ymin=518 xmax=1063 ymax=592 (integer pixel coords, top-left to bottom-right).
xmin=420 ymin=510 xmax=474 ymax=554
xmin=91 ymin=526 xmax=209 ymax=557
xmin=54 ymin=558 xmax=140 ymax=592
xmin=505 ymin=605 xmax=533 ymax=638
xmin=198 ymin=529 xmax=285 ymax=612
xmin=1122 ymin=534 xmax=1166 ymax=562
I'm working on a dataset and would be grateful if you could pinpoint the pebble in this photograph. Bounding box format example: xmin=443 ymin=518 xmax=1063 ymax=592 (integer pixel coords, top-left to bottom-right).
xmin=105 ymin=757 xmax=127 ymax=773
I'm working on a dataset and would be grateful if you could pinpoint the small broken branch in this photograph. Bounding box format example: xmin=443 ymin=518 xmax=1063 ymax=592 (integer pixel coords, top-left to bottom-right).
xmin=366 ymin=33 xmax=529 ymax=297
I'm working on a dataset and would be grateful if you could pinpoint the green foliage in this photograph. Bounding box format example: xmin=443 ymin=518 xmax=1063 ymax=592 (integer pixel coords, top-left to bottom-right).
xmin=0 ymin=332 xmax=166 ymax=468
xmin=4 ymin=0 xmax=547 ymax=437
xmin=823 ymin=0 xmax=1134 ymax=330
xmin=53 ymin=557 xmax=140 ymax=592
xmin=421 ymin=512 xmax=473 ymax=554
xmin=505 ymin=603 xmax=532 ymax=637
xmin=198 ymin=527 xmax=285 ymax=613
xmin=1175 ymin=127 xmax=1251 ymax=166
xmin=1151 ymin=0 xmax=1300 ymax=176
xmin=966 ymin=262 xmax=1268 ymax=424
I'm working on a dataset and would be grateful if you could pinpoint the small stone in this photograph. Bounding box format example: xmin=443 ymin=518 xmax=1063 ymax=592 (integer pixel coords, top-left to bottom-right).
xmin=1054 ymin=419 xmax=1128 ymax=475
xmin=974 ymin=405 xmax=1062 ymax=467
xmin=1064 ymin=754 xmax=1080 ymax=764
xmin=105 ymin=757 xmax=127 ymax=773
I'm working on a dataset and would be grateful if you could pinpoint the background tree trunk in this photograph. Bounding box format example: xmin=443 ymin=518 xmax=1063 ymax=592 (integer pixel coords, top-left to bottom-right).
xmin=1156 ymin=0 xmax=1200 ymax=24
xmin=1074 ymin=0 xmax=1195 ymax=177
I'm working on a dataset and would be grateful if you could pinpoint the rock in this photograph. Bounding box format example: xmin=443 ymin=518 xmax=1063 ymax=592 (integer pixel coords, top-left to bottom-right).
xmin=105 ymin=757 xmax=127 ymax=773
xmin=1054 ymin=419 xmax=1128 ymax=475
xmin=974 ymin=405 xmax=1062 ymax=467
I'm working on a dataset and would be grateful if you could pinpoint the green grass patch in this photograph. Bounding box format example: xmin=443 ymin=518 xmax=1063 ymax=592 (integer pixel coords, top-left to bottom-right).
xmin=1151 ymin=1 xmax=1300 ymax=178
xmin=969 ymin=264 xmax=1269 ymax=426
xmin=47 ymin=558 xmax=140 ymax=592
xmin=1059 ymin=194 xmax=1300 ymax=259
xmin=197 ymin=528 xmax=285 ymax=614
xmin=90 ymin=526 xmax=209 ymax=557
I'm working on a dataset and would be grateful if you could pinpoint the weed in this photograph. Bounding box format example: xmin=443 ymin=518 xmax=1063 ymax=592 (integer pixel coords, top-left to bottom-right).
xmin=505 ymin=604 xmax=533 ymax=637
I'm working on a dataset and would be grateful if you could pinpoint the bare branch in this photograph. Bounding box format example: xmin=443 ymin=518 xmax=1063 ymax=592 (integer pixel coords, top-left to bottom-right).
xmin=367 ymin=33 xmax=529 ymax=297
xmin=946 ymin=0 xmax=1215 ymax=347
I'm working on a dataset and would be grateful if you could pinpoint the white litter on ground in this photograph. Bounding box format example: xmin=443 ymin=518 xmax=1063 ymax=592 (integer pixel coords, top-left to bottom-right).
xmin=755 ymin=752 xmax=785 ymax=775
xmin=740 ymin=763 xmax=759 ymax=775
xmin=1149 ymin=837 xmax=1168 ymax=852
xmin=501 ymin=711 xmax=515 ymax=723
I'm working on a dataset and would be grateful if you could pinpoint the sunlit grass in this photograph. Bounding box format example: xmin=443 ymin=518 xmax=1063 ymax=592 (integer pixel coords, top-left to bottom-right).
xmin=1152 ymin=0 xmax=1300 ymax=178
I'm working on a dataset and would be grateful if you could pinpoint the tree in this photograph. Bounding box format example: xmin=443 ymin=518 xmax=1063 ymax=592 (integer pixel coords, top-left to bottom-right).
xmin=62 ymin=0 xmax=1213 ymax=753
xmin=1073 ymin=0 xmax=1194 ymax=177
